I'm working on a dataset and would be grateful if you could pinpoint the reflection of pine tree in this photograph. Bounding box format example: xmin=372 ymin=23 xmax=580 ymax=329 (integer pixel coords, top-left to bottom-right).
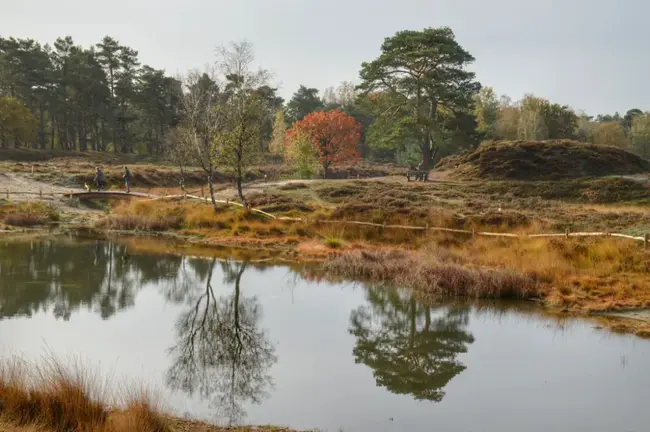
xmin=349 ymin=287 xmax=474 ymax=402
xmin=166 ymin=260 xmax=276 ymax=425
xmin=0 ymin=240 xmax=187 ymax=320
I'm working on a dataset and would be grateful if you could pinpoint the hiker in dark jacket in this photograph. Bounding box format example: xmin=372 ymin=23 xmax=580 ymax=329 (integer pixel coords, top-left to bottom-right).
xmin=123 ymin=166 xmax=132 ymax=193
xmin=94 ymin=167 xmax=105 ymax=192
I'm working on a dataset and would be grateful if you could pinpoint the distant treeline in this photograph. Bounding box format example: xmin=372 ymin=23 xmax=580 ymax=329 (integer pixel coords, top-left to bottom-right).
xmin=1 ymin=32 xmax=649 ymax=164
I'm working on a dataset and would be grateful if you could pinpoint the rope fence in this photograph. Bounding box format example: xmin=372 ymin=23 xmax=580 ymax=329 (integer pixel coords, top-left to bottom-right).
xmin=181 ymin=193 xmax=650 ymax=249
xmin=3 ymin=187 xmax=649 ymax=249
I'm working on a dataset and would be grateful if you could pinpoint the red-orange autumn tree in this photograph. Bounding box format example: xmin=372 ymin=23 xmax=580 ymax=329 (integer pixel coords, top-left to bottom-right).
xmin=286 ymin=109 xmax=361 ymax=178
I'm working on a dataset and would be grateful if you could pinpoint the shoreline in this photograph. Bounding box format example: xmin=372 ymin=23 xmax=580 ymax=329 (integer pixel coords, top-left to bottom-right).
xmin=2 ymin=221 xmax=650 ymax=339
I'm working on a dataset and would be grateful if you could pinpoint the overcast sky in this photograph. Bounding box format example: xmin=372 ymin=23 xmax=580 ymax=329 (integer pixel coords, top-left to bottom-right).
xmin=1 ymin=0 xmax=645 ymax=115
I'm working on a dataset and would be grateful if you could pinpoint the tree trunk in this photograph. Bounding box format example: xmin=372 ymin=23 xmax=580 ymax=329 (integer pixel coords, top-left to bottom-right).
xmin=236 ymin=176 xmax=247 ymax=208
xmin=112 ymin=123 xmax=117 ymax=153
xmin=62 ymin=113 xmax=68 ymax=151
xmin=91 ymin=120 xmax=98 ymax=151
xmin=120 ymin=101 xmax=127 ymax=153
xmin=100 ymin=119 xmax=106 ymax=151
xmin=207 ymin=172 xmax=220 ymax=213
xmin=58 ymin=120 xmax=67 ymax=151
xmin=420 ymin=138 xmax=432 ymax=171
xmin=79 ymin=114 xmax=87 ymax=152
xmin=50 ymin=117 xmax=56 ymax=150
xmin=38 ymin=106 xmax=45 ymax=150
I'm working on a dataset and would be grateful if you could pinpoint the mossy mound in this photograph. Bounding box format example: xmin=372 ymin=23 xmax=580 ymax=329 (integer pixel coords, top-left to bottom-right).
xmin=436 ymin=140 xmax=650 ymax=180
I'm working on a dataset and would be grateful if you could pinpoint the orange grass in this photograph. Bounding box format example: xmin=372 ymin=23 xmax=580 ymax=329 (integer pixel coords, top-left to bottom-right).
xmin=0 ymin=355 xmax=304 ymax=432
xmin=326 ymin=235 xmax=650 ymax=313
xmin=0 ymin=355 xmax=168 ymax=432
xmin=0 ymin=202 xmax=60 ymax=227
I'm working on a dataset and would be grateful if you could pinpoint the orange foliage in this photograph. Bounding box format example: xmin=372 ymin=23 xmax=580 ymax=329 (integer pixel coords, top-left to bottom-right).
xmin=287 ymin=109 xmax=361 ymax=178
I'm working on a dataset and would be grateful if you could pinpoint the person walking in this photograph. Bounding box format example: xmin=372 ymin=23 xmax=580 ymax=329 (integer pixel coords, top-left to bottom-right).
xmin=94 ymin=167 xmax=105 ymax=192
xmin=123 ymin=166 xmax=132 ymax=193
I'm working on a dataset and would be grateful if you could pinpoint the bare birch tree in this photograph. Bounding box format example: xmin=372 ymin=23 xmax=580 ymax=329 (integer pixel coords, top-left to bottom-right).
xmin=213 ymin=41 xmax=270 ymax=208
xmin=173 ymin=69 xmax=224 ymax=211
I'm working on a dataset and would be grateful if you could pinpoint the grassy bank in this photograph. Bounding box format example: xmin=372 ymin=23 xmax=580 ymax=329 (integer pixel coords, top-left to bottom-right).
xmin=325 ymin=249 xmax=538 ymax=300
xmin=324 ymin=236 xmax=650 ymax=310
xmin=90 ymin=195 xmax=650 ymax=315
xmin=0 ymin=356 xmax=302 ymax=432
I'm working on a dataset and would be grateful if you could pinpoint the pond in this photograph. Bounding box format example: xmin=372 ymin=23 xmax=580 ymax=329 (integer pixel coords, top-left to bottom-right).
xmin=0 ymin=236 xmax=649 ymax=432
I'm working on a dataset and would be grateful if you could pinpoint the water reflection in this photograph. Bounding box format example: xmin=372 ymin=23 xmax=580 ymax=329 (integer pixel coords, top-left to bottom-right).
xmin=0 ymin=238 xmax=479 ymax=410
xmin=166 ymin=259 xmax=276 ymax=425
xmin=349 ymin=286 xmax=475 ymax=402
xmin=0 ymin=239 xmax=188 ymax=320
xmin=0 ymin=238 xmax=576 ymax=422
xmin=2 ymin=238 xmax=650 ymax=432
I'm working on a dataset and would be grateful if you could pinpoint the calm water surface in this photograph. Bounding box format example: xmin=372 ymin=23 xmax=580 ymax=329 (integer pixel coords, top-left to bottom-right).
xmin=0 ymin=237 xmax=649 ymax=432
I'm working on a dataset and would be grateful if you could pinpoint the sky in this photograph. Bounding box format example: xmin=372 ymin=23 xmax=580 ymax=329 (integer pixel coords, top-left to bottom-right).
xmin=1 ymin=0 xmax=646 ymax=115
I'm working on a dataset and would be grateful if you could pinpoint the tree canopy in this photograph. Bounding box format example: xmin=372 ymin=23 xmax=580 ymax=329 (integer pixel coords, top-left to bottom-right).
xmin=1 ymin=28 xmax=648 ymax=170
xmin=286 ymin=109 xmax=361 ymax=178
xmin=0 ymin=35 xmax=181 ymax=152
xmin=286 ymin=85 xmax=323 ymax=124
xmin=358 ymin=27 xmax=481 ymax=170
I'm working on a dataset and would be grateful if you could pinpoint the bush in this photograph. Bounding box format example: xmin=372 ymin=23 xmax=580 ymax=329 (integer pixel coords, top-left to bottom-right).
xmin=0 ymin=201 xmax=60 ymax=226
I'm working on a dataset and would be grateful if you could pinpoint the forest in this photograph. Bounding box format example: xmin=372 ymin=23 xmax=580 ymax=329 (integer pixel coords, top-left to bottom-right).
xmin=2 ymin=28 xmax=650 ymax=168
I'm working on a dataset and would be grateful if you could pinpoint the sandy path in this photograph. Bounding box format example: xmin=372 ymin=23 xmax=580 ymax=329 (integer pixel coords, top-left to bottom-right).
xmin=0 ymin=173 xmax=97 ymax=220
xmin=0 ymin=172 xmax=84 ymax=201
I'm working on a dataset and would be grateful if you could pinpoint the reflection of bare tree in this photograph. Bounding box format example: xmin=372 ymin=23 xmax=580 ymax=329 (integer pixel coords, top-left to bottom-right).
xmin=349 ymin=287 xmax=474 ymax=402
xmin=166 ymin=259 xmax=276 ymax=425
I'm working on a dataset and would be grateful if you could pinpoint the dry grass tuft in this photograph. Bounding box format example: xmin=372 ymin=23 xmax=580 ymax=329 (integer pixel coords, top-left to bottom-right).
xmin=324 ymin=235 xmax=650 ymax=313
xmin=325 ymin=249 xmax=539 ymax=300
xmin=323 ymin=237 xmax=344 ymax=249
xmin=96 ymin=201 xmax=185 ymax=231
xmin=0 ymin=356 xmax=169 ymax=432
xmin=0 ymin=202 xmax=60 ymax=227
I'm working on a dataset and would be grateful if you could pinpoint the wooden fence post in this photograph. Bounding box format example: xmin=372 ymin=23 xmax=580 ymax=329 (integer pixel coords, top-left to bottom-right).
xmin=201 ymin=185 xmax=204 ymax=198
xmin=565 ymin=228 xmax=570 ymax=239
xmin=645 ymin=233 xmax=649 ymax=250
xmin=472 ymin=228 xmax=476 ymax=238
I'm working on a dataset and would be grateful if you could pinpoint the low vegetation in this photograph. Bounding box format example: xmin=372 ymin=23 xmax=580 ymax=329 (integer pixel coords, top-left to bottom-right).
xmin=437 ymin=140 xmax=650 ymax=180
xmin=0 ymin=201 xmax=60 ymax=227
xmin=0 ymin=355 xmax=302 ymax=432
xmin=326 ymin=249 xmax=538 ymax=300
xmin=326 ymin=235 xmax=650 ymax=318
xmin=0 ymin=356 xmax=168 ymax=432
